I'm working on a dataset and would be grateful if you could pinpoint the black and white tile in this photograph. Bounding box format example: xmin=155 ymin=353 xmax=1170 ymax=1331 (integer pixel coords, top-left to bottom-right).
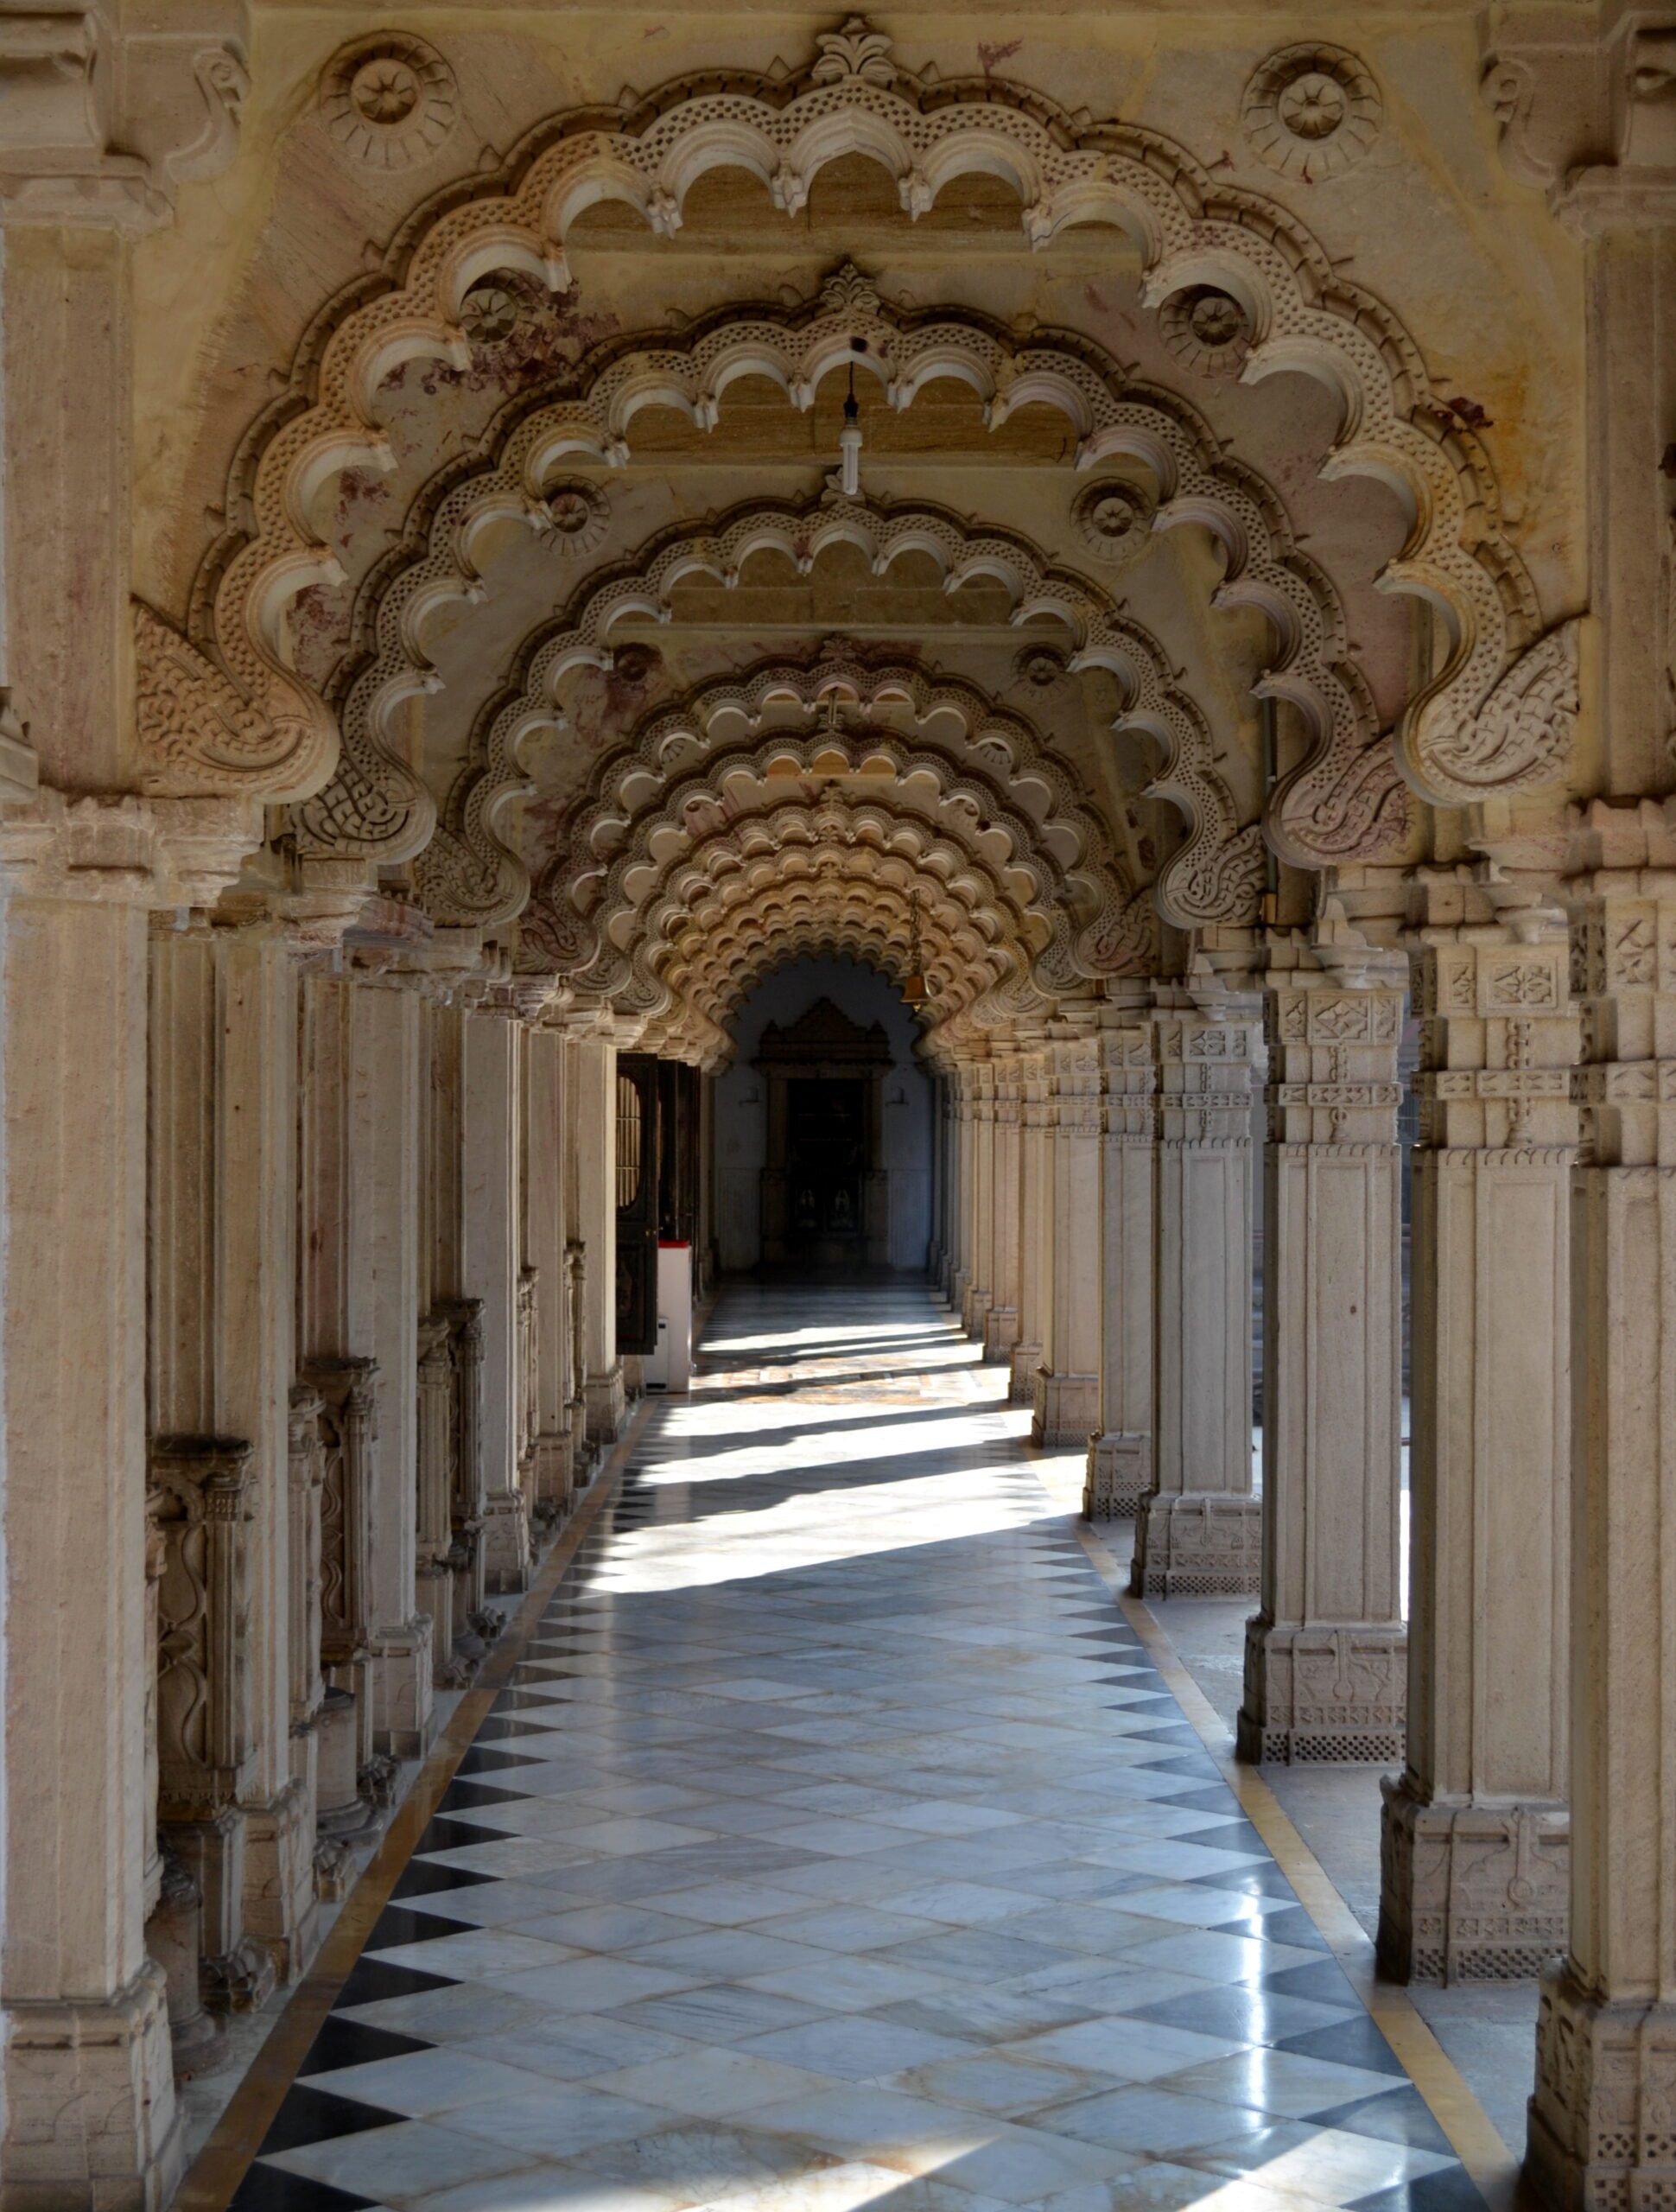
xmin=232 ymin=1283 xmax=1482 ymax=2212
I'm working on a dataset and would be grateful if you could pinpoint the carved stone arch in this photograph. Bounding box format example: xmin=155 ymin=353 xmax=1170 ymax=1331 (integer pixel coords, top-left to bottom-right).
xmin=574 ymin=763 xmax=1078 ymax=995
xmin=595 ymin=829 xmax=1032 ymax=1041
xmin=287 ymin=270 xmax=1418 ymax=878
xmin=406 ymin=492 xmax=1261 ymax=936
xmin=603 ymin=801 xmax=1034 ymax=1023
xmin=189 ymin=17 xmax=1566 ymax=821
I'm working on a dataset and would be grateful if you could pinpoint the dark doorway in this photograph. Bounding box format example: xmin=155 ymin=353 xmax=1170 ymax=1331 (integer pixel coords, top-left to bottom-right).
xmin=788 ymin=1077 xmax=866 ymax=1246
xmin=757 ymin=998 xmax=892 ymax=1268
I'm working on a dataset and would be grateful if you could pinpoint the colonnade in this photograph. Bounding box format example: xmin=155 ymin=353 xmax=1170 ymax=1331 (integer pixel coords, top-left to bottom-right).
xmin=2 ymin=893 xmax=632 ymax=2206
xmin=924 ymin=880 xmax=1676 ymax=2202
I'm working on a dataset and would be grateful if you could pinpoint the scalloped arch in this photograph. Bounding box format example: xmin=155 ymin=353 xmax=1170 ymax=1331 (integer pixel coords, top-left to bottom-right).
xmin=407 ymin=493 xmax=1264 ymax=936
xmin=523 ymin=652 xmax=1150 ymax=986
xmin=186 ymin=16 xmax=1559 ymax=822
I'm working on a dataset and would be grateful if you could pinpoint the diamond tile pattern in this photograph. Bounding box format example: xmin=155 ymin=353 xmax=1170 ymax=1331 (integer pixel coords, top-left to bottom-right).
xmin=231 ymin=1283 xmax=1482 ymax=2212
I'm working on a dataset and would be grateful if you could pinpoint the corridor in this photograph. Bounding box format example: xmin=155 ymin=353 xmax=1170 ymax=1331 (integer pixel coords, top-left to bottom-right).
xmin=218 ymin=1286 xmax=1483 ymax=2212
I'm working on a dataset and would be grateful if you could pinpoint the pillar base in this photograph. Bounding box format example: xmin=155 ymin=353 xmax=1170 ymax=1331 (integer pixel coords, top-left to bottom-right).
xmin=1377 ymin=1776 xmax=1569 ymax=1983
xmin=1527 ymin=1967 xmax=1676 ymax=2210
xmin=585 ymin=1362 xmax=625 ymax=1444
xmin=1131 ymin=1491 xmax=1260 ymax=1598
xmin=1032 ymin=1369 xmax=1099 ymax=1448
xmin=1236 ymin=1618 xmax=1406 ymax=1764
xmin=367 ymin=1618 xmax=435 ymax=1759
xmin=242 ymin=1774 xmax=320 ymax=1985
xmin=1 ymin=1961 xmax=185 ymax=2212
xmin=1007 ymin=1340 xmax=1042 ymax=1406
xmin=481 ymin=1489 xmax=531 ymax=1593
xmin=1083 ymin=1432 xmax=1152 ymax=1519
xmin=981 ymin=1304 xmax=1019 ymax=1363
xmin=962 ymin=1287 xmax=992 ymax=1338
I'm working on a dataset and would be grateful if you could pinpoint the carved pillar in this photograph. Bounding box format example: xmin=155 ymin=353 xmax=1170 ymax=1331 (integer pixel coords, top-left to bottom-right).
xmin=983 ymin=1044 xmax=1022 ymax=1361
xmin=950 ymin=1063 xmax=977 ymax=1318
xmin=301 ymin=1357 xmax=384 ymax=1833
xmin=1239 ymin=935 xmax=1407 ymax=1764
xmin=1011 ymin=1038 xmax=1051 ymax=1403
xmin=463 ymin=1009 xmax=531 ymax=1589
xmin=148 ymin=919 xmax=314 ymax=1982
xmin=936 ymin=1072 xmax=962 ymax=1302
xmin=1378 ymin=915 xmax=1574 ymax=1982
xmin=962 ymin=1052 xmax=995 ymax=1338
xmin=414 ymin=1316 xmax=458 ymax=1683
xmin=1085 ymin=1001 xmax=1157 ymax=1518
xmin=1527 ymin=873 xmax=1676 ymax=2205
xmin=1033 ymin=1017 xmax=1102 ymax=1446
xmin=927 ymin=1071 xmax=947 ymax=1290
xmin=348 ymin=982 xmax=434 ymax=1753
xmin=149 ymin=1441 xmax=273 ymax=2014
xmin=284 ymin=1386 xmax=339 ymax=1897
xmin=0 ymin=30 xmax=251 ymax=2198
xmin=565 ymin=1243 xmax=590 ymax=1480
xmin=0 ymin=826 xmax=180 ymax=2208
xmin=524 ymin=1023 xmax=572 ymax=1520
xmin=573 ymin=1027 xmax=625 ymax=1442
xmin=1132 ymin=990 xmax=1262 ymax=1599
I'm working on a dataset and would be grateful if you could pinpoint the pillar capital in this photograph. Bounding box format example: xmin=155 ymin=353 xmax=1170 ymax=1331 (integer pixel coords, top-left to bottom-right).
xmin=0 ymin=786 xmax=263 ymax=911
xmin=0 ymin=3 xmax=250 ymax=233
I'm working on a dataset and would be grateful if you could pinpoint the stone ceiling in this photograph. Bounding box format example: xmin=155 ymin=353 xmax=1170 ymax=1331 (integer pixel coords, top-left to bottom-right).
xmin=130 ymin=4 xmax=1588 ymax=1059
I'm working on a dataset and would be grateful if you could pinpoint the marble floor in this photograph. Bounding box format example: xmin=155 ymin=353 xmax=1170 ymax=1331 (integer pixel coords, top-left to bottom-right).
xmin=222 ymin=1281 xmax=1490 ymax=2212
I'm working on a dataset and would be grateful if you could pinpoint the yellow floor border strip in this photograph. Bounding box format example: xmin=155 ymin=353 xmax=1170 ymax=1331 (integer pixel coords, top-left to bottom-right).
xmin=1071 ymin=1519 xmax=1529 ymax=2212
xmin=176 ymin=1397 xmax=655 ymax=2212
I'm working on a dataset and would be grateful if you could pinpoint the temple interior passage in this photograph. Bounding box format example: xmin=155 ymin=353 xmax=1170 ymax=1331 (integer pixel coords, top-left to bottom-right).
xmin=207 ymin=1286 xmax=1498 ymax=2212
xmin=10 ymin=3 xmax=1676 ymax=2207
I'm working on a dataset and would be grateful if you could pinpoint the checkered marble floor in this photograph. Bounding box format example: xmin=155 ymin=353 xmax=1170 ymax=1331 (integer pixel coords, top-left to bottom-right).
xmin=232 ymin=1282 xmax=1482 ymax=2212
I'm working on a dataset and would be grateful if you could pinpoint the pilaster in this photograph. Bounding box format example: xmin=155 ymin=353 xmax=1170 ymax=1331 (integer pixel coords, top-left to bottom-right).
xmin=983 ymin=1044 xmax=1022 ymax=1362
xmin=1032 ymin=1016 xmax=1102 ymax=1447
xmin=1378 ymin=910 xmax=1574 ymax=1982
xmin=463 ymin=1009 xmax=531 ymax=1592
xmin=1085 ymin=1002 xmax=1156 ymax=1518
xmin=1132 ymin=988 xmax=1262 ymax=1599
xmin=1010 ymin=1037 xmax=1051 ymax=1404
xmin=1527 ymin=869 xmax=1676 ymax=2207
xmin=951 ymin=1062 xmax=978 ymax=1319
xmin=1239 ymin=928 xmax=1406 ymax=1764
xmin=571 ymin=1027 xmax=625 ymax=1442
xmin=962 ymin=1051 xmax=995 ymax=1339
xmin=524 ymin=1024 xmax=573 ymax=1522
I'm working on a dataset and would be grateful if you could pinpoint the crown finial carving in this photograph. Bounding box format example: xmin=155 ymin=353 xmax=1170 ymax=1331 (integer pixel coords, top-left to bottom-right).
xmin=810 ymin=17 xmax=898 ymax=90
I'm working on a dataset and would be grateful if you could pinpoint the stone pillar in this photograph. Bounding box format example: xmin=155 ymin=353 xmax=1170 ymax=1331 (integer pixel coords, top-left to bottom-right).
xmin=1527 ymin=871 xmax=1676 ymax=2204
xmin=524 ymin=1023 xmax=572 ymax=1523
xmin=1132 ymin=989 xmax=1262 ymax=1599
xmin=0 ymin=821 xmax=181 ymax=2209
xmin=983 ymin=1044 xmax=1023 ymax=1363
xmin=1085 ymin=1001 xmax=1157 ymax=1518
xmin=936 ymin=1071 xmax=962 ymax=1303
xmin=1033 ymin=1017 xmax=1102 ymax=1446
xmin=962 ymin=1052 xmax=995 ymax=1338
xmin=348 ymin=982 xmax=434 ymax=1752
xmin=573 ymin=1027 xmax=625 ymax=1442
xmin=149 ymin=919 xmax=305 ymax=1995
xmin=285 ymin=1386 xmax=338 ymax=1895
xmin=1378 ymin=914 xmax=1574 ymax=1982
xmin=565 ymin=1243 xmax=590 ymax=1477
xmin=1239 ymin=933 xmax=1407 ymax=1764
xmin=950 ymin=1065 xmax=977 ymax=1318
xmin=1011 ymin=1037 xmax=1051 ymax=1404
xmin=463 ymin=1009 xmax=530 ymax=1591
